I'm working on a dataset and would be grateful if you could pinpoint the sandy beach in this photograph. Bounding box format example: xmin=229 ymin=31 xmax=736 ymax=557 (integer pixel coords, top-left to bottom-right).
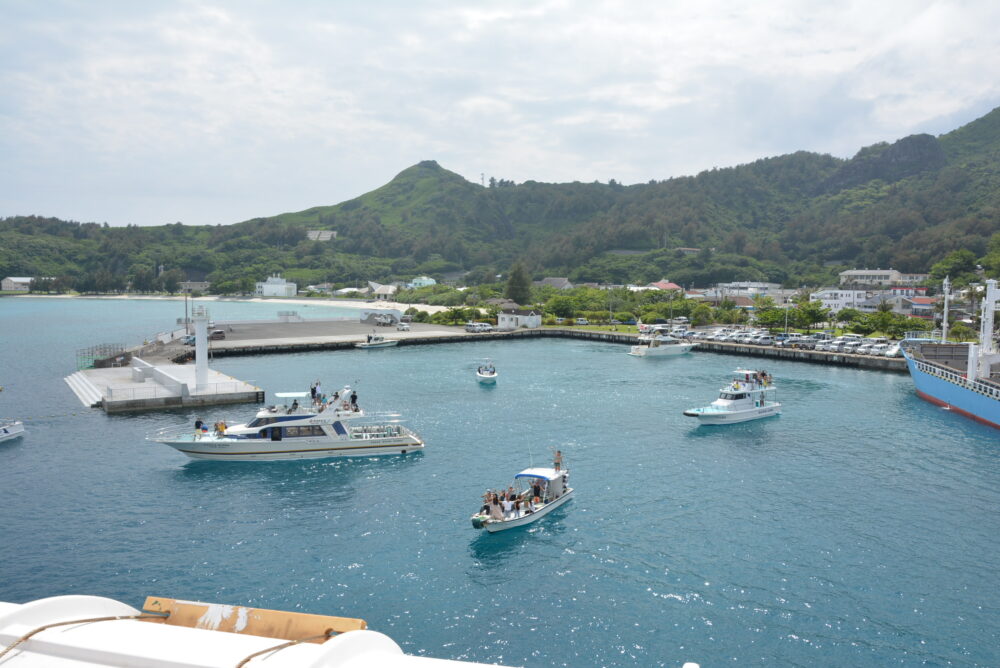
xmin=13 ymin=293 xmax=451 ymax=314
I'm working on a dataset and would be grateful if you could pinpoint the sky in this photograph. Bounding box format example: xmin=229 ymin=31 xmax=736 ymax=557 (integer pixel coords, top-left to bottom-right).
xmin=2 ymin=0 xmax=999 ymax=227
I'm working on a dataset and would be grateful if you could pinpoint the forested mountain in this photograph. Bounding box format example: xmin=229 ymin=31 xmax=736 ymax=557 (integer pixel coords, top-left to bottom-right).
xmin=4 ymin=107 xmax=1000 ymax=291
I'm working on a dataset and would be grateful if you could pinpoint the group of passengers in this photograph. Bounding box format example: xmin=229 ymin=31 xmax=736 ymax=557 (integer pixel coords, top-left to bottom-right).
xmin=305 ymin=380 xmax=360 ymax=413
xmin=733 ymin=370 xmax=772 ymax=391
xmin=481 ymin=480 xmax=548 ymax=521
xmin=192 ymin=418 xmax=227 ymax=438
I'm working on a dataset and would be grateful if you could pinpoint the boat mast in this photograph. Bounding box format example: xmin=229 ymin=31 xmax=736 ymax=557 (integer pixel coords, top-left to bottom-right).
xmin=941 ymin=276 xmax=950 ymax=343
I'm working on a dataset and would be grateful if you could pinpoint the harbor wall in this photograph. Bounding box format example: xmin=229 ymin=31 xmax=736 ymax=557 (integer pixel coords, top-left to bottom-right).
xmin=169 ymin=328 xmax=907 ymax=373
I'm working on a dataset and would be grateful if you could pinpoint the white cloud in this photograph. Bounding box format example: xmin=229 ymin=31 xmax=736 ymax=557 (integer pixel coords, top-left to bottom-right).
xmin=1 ymin=0 xmax=999 ymax=225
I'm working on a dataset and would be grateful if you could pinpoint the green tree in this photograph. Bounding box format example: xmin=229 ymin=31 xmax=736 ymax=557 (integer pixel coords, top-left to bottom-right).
xmin=504 ymin=263 xmax=531 ymax=305
xmin=929 ymin=249 xmax=979 ymax=285
xmin=690 ymin=302 xmax=714 ymax=326
xmin=794 ymin=301 xmax=829 ymax=332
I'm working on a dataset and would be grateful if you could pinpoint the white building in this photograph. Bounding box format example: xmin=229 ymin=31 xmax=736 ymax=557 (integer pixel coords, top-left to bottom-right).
xmin=255 ymin=275 xmax=297 ymax=297
xmin=407 ymin=276 xmax=437 ymax=289
xmin=497 ymin=309 xmax=542 ymax=331
xmin=810 ymin=288 xmax=869 ymax=313
xmin=368 ymin=281 xmax=399 ymax=299
xmin=1 ymin=277 xmax=32 ymax=291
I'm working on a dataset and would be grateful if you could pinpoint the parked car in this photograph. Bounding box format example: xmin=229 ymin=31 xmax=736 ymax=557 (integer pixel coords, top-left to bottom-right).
xmin=208 ymin=329 xmax=226 ymax=340
xmin=842 ymin=340 xmax=863 ymax=354
xmin=575 ymin=318 xmax=589 ymax=325
xmin=624 ymin=318 xmax=637 ymax=325
xmin=181 ymin=334 xmax=196 ymax=346
xmin=396 ymin=322 xmax=411 ymax=331
xmin=610 ymin=319 xmax=622 ymax=325
xmin=755 ymin=335 xmax=775 ymax=346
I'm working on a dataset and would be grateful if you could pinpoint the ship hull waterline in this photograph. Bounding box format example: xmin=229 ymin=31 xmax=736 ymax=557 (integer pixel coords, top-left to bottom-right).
xmin=155 ymin=437 xmax=424 ymax=461
xmin=905 ymin=356 xmax=1000 ymax=430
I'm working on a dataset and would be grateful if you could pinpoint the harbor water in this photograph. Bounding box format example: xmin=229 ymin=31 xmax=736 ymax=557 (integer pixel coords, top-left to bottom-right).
xmin=1 ymin=297 xmax=999 ymax=666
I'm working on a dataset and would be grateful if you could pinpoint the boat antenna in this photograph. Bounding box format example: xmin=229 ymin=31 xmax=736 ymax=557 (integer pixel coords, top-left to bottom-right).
xmin=527 ymin=445 xmax=534 ymax=468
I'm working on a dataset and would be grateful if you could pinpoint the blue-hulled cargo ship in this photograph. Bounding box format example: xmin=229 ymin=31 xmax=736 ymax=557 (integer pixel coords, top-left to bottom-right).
xmin=902 ymin=278 xmax=1000 ymax=429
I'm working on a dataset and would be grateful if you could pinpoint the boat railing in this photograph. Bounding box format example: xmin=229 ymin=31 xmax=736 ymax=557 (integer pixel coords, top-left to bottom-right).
xmin=348 ymin=424 xmax=409 ymax=439
xmin=912 ymin=357 xmax=1000 ymax=400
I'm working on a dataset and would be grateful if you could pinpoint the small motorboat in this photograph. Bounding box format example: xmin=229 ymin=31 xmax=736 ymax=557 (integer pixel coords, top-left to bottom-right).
xmin=683 ymin=369 xmax=781 ymax=424
xmin=628 ymin=332 xmax=696 ymax=357
xmin=355 ymin=331 xmax=400 ymax=349
xmin=476 ymin=361 xmax=498 ymax=384
xmin=0 ymin=420 xmax=25 ymax=443
xmin=471 ymin=467 xmax=572 ymax=532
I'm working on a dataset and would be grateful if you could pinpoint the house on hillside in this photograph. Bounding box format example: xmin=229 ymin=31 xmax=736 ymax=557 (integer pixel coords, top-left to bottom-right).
xmin=407 ymin=276 xmax=437 ymax=289
xmin=368 ymin=282 xmax=399 ymax=299
xmin=1 ymin=277 xmax=32 ymax=291
xmin=649 ymin=279 xmax=683 ymax=291
xmin=810 ymin=288 xmax=869 ymax=313
xmin=904 ymin=296 xmax=937 ymax=318
xmin=838 ymin=268 xmax=926 ymax=287
xmin=533 ymin=277 xmax=574 ymax=290
xmin=497 ymin=309 xmax=542 ymax=331
xmin=255 ymin=274 xmax=297 ymax=297
xmin=889 ymin=285 xmax=929 ymax=298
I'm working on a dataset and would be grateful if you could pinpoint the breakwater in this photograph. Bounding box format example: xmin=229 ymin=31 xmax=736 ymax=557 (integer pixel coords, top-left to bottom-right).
xmin=169 ymin=327 xmax=907 ymax=373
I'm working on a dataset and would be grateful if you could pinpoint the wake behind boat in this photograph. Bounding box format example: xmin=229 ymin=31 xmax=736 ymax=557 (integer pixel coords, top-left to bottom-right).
xmin=471 ymin=465 xmax=572 ymax=533
xmin=148 ymin=387 xmax=423 ymax=461
xmin=683 ymin=369 xmax=781 ymax=424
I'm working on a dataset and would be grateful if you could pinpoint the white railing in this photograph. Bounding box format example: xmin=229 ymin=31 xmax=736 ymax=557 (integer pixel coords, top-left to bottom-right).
xmin=914 ymin=359 xmax=1000 ymax=401
xmin=189 ymin=381 xmax=257 ymax=395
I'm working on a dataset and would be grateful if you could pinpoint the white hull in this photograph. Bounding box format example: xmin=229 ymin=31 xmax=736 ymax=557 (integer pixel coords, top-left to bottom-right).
xmin=153 ymin=435 xmax=424 ymax=461
xmin=0 ymin=420 xmax=25 ymax=442
xmin=355 ymin=340 xmax=399 ymax=349
xmin=476 ymin=372 xmax=497 ymax=384
xmin=628 ymin=343 xmax=696 ymax=356
xmin=684 ymin=403 xmax=781 ymax=425
xmin=484 ymin=489 xmax=573 ymax=532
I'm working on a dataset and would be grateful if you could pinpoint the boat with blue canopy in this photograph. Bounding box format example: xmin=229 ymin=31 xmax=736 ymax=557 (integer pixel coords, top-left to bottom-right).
xmin=471 ymin=466 xmax=573 ymax=532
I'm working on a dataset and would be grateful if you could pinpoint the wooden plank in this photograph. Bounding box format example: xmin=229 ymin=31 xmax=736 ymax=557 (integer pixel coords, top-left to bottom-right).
xmin=140 ymin=596 xmax=366 ymax=642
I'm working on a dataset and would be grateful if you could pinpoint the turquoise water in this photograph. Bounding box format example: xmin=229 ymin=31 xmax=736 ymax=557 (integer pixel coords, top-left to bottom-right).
xmin=1 ymin=297 xmax=999 ymax=666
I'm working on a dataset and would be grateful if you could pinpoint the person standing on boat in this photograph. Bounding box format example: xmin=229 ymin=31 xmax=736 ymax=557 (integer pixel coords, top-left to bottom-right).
xmin=553 ymin=450 xmax=562 ymax=471
xmin=310 ymin=381 xmax=317 ymax=400
xmin=350 ymin=390 xmax=358 ymax=412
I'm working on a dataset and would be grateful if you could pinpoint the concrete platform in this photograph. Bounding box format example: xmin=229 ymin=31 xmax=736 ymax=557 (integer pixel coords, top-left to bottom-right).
xmin=70 ymin=361 xmax=263 ymax=413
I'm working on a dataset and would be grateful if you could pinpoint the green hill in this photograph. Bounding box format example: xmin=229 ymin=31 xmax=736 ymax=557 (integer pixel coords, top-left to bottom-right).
xmin=5 ymin=107 xmax=1000 ymax=291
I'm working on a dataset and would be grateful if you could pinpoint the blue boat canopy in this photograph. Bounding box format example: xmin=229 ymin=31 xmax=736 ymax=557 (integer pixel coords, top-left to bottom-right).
xmin=515 ymin=468 xmax=562 ymax=481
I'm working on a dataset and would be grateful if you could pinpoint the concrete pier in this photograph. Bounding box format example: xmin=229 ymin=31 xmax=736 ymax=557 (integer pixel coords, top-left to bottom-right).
xmin=154 ymin=323 xmax=906 ymax=373
xmin=64 ymin=360 xmax=263 ymax=413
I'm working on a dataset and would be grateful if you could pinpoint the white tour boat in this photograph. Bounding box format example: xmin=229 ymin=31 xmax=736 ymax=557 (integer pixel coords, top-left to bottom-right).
xmin=628 ymin=332 xmax=697 ymax=357
xmin=683 ymin=369 xmax=781 ymax=424
xmin=471 ymin=467 xmax=573 ymax=532
xmin=356 ymin=332 xmax=400 ymax=349
xmin=148 ymin=388 xmax=423 ymax=461
xmin=475 ymin=361 xmax=498 ymax=384
xmin=0 ymin=420 xmax=25 ymax=443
